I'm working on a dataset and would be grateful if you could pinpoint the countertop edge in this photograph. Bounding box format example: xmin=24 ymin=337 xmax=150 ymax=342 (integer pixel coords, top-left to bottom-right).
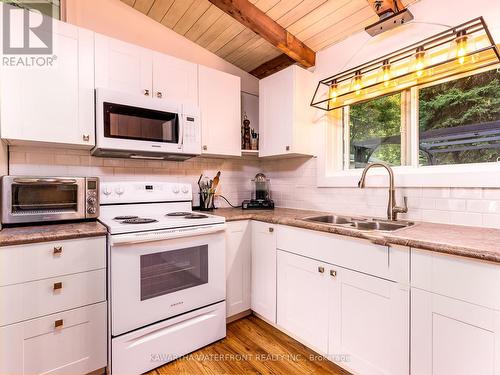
xmin=222 ymin=211 xmax=500 ymax=264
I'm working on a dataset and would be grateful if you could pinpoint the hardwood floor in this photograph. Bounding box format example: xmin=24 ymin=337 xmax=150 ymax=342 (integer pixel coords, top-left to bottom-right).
xmin=148 ymin=315 xmax=351 ymax=375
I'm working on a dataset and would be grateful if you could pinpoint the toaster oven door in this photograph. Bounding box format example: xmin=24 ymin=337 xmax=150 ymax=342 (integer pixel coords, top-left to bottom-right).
xmin=2 ymin=177 xmax=86 ymax=224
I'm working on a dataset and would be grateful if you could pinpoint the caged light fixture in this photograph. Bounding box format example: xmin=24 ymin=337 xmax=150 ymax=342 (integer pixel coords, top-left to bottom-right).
xmin=311 ymin=17 xmax=500 ymax=111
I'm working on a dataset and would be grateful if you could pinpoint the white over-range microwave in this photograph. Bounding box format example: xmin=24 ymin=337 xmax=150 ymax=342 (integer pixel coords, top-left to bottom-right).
xmin=92 ymin=89 xmax=201 ymax=161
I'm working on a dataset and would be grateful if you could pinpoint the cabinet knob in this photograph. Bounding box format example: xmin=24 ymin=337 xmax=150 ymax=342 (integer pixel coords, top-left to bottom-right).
xmin=156 ymin=92 xmax=163 ymax=99
xmin=318 ymin=266 xmax=325 ymax=273
xmin=82 ymin=134 xmax=90 ymax=142
xmin=268 ymin=227 xmax=274 ymax=233
xmin=144 ymin=89 xmax=150 ymax=96
xmin=53 ymin=282 xmax=63 ymax=291
xmin=53 ymin=246 xmax=63 ymax=255
xmin=330 ymin=270 xmax=337 ymax=277
xmin=54 ymin=319 xmax=64 ymax=329
xmin=202 ymin=145 xmax=208 ymax=151
xmin=286 ymin=146 xmax=290 ymax=151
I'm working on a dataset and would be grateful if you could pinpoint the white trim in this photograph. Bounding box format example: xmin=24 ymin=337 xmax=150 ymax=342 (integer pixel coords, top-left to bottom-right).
xmin=317 ymin=162 xmax=500 ymax=188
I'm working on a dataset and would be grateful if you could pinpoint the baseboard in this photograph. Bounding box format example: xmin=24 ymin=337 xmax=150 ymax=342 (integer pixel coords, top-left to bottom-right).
xmin=226 ymin=309 xmax=252 ymax=323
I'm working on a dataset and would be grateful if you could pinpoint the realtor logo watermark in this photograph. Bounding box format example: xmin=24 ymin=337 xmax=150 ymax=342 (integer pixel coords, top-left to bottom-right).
xmin=2 ymin=2 xmax=56 ymax=67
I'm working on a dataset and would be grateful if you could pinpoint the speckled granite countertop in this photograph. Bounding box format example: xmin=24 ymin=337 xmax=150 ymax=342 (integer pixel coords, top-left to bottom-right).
xmin=214 ymin=207 xmax=500 ymax=263
xmin=0 ymin=221 xmax=107 ymax=247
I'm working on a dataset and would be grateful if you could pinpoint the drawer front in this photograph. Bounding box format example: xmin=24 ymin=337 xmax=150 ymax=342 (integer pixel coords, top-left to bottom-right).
xmin=0 ymin=237 xmax=106 ymax=286
xmin=277 ymin=225 xmax=409 ymax=283
xmin=0 ymin=269 xmax=106 ymax=326
xmin=112 ymin=301 xmax=226 ymax=375
xmin=411 ymin=248 xmax=500 ymax=310
xmin=0 ymin=302 xmax=107 ymax=375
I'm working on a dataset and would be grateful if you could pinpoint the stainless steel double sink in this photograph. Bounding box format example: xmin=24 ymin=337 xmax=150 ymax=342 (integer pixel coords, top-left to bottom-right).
xmin=301 ymin=215 xmax=414 ymax=232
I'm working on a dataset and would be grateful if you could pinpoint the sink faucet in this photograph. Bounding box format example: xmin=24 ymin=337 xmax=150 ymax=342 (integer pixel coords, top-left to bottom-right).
xmin=358 ymin=162 xmax=408 ymax=221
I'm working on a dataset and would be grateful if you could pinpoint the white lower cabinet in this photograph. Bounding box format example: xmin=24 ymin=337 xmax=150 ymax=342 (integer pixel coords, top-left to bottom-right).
xmin=251 ymin=221 xmax=277 ymax=323
xmin=277 ymin=250 xmax=330 ymax=354
xmin=411 ymin=288 xmax=500 ymax=375
xmin=0 ymin=302 xmax=107 ymax=375
xmin=225 ymin=221 xmax=251 ymax=318
xmin=329 ymin=267 xmax=409 ymax=375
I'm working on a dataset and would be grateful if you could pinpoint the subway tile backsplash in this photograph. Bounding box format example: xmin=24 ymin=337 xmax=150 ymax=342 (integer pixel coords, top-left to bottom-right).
xmin=8 ymin=147 xmax=500 ymax=228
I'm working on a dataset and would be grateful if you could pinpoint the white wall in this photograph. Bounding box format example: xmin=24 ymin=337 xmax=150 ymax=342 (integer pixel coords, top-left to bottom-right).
xmin=63 ymin=0 xmax=259 ymax=95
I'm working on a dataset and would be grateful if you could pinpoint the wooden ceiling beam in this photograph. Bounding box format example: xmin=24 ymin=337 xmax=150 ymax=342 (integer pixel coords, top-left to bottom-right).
xmin=249 ymin=54 xmax=296 ymax=79
xmin=208 ymin=0 xmax=316 ymax=68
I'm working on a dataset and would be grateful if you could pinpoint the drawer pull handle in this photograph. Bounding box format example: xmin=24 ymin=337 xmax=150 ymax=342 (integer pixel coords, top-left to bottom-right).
xmin=330 ymin=270 xmax=337 ymax=277
xmin=318 ymin=266 xmax=325 ymax=273
xmin=268 ymin=227 xmax=274 ymax=233
xmin=53 ymin=246 xmax=63 ymax=255
xmin=54 ymin=319 xmax=64 ymax=328
xmin=53 ymin=282 xmax=63 ymax=291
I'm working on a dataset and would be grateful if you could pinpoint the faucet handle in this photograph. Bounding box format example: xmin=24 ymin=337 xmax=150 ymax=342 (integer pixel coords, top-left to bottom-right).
xmin=394 ymin=196 xmax=408 ymax=214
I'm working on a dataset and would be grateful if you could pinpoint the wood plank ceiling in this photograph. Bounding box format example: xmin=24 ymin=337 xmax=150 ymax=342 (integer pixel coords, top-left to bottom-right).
xmin=121 ymin=0 xmax=418 ymax=77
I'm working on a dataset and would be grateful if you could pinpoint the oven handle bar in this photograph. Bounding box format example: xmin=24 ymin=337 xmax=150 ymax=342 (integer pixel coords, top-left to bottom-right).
xmin=110 ymin=223 xmax=227 ymax=245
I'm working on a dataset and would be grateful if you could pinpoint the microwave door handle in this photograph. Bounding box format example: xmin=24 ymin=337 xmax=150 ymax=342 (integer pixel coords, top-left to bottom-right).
xmin=178 ymin=116 xmax=184 ymax=150
xmin=13 ymin=178 xmax=77 ymax=184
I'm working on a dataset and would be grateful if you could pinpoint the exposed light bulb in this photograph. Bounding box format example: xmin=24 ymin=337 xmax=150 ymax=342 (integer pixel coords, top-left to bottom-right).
xmin=381 ymin=60 xmax=391 ymax=87
xmin=353 ymin=71 xmax=362 ymax=95
xmin=329 ymin=81 xmax=338 ymax=103
xmin=455 ymin=30 xmax=468 ymax=65
xmin=414 ymin=47 xmax=426 ymax=78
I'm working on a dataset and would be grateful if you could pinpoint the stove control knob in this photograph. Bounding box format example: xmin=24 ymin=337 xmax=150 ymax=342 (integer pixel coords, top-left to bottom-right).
xmin=181 ymin=185 xmax=189 ymax=194
xmin=103 ymin=186 xmax=112 ymax=196
xmin=172 ymin=185 xmax=180 ymax=194
xmin=115 ymin=186 xmax=125 ymax=196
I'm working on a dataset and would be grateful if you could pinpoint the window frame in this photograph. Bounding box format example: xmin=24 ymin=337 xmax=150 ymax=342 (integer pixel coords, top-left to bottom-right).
xmin=317 ymin=65 xmax=500 ymax=188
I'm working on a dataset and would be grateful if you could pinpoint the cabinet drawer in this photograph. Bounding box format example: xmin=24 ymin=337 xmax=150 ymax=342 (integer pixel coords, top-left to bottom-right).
xmin=411 ymin=248 xmax=500 ymax=310
xmin=0 ymin=269 xmax=106 ymax=326
xmin=277 ymin=225 xmax=409 ymax=283
xmin=0 ymin=237 xmax=106 ymax=286
xmin=0 ymin=302 xmax=107 ymax=375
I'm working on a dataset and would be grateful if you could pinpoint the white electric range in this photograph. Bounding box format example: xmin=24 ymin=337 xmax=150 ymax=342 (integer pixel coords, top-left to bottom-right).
xmin=99 ymin=181 xmax=226 ymax=375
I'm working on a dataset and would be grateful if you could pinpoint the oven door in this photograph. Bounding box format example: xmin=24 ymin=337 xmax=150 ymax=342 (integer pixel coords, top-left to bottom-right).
xmin=110 ymin=225 xmax=226 ymax=336
xmin=2 ymin=177 xmax=85 ymax=224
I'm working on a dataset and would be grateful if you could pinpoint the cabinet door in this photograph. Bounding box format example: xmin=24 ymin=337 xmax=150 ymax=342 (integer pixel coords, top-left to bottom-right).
xmin=0 ymin=302 xmax=107 ymax=375
xmin=329 ymin=267 xmax=409 ymax=375
xmin=277 ymin=250 xmax=330 ymax=354
xmin=94 ymin=34 xmax=152 ymax=97
xmin=412 ymin=288 xmax=500 ymax=375
xmin=251 ymin=221 xmax=276 ymax=323
xmin=1 ymin=17 xmax=95 ymax=147
xmin=259 ymin=68 xmax=293 ymax=157
xmin=199 ymin=65 xmax=241 ymax=156
xmin=153 ymin=52 xmax=198 ymax=105
xmin=225 ymin=221 xmax=251 ymax=318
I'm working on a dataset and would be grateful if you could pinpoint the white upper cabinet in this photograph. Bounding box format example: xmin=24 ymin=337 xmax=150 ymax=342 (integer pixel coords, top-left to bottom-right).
xmin=153 ymin=52 xmax=197 ymax=105
xmin=94 ymin=34 xmax=152 ymax=97
xmin=259 ymin=65 xmax=315 ymax=158
xmin=0 ymin=13 xmax=95 ymax=147
xmin=199 ymin=65 xmax=241 ymax=157
xmin=95 ymin=34 xmax=198 ymax=106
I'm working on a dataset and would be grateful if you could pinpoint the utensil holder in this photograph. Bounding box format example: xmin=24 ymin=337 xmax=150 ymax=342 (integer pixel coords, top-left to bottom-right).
xmin=199 ymin=192 xmax=215 ymax=211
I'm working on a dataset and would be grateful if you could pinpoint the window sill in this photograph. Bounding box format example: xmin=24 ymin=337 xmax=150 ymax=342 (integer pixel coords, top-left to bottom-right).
xmin=317 ymin=163 xmax=500 ymax=188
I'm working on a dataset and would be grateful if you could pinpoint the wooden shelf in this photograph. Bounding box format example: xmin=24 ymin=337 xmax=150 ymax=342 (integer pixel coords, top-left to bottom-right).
xmin=241 ymin=149 xmax=259 ymax=157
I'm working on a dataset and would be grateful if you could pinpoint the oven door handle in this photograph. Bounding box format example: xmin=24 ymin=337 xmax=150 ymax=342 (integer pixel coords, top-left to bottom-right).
xmin=110 ymin=223 xmax=226 ymax=245
xmin=13 ymin=178 xmax=77 ymax=184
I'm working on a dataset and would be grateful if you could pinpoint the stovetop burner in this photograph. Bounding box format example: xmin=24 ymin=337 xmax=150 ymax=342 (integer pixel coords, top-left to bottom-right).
xmin=166 ymin=212 xmax=193 ymax=217
xmin=114 ymin=215 xmax=139 ymax=221
xmin=185 ymin=213 xmax=209 ymax=219
xmin=121 ymin=218 xmax=158 ymax=224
